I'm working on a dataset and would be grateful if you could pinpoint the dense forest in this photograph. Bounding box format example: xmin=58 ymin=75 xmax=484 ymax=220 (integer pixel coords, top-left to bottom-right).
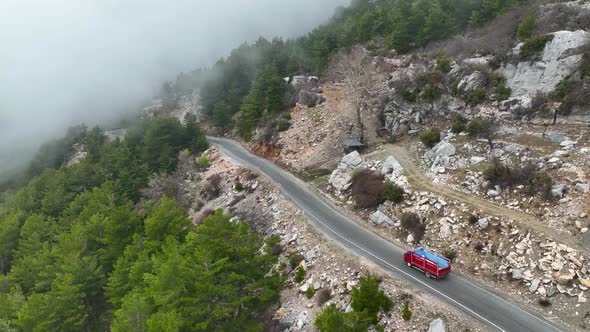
xmin=0 ymin=116 xmax=283 ymax=331
xmin=170 ymin=0 xmax=523 ymax=139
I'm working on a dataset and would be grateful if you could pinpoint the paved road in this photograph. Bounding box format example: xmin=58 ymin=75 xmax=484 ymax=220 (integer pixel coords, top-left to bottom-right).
xmin=208 ymin=136 xmax=568 ymax=332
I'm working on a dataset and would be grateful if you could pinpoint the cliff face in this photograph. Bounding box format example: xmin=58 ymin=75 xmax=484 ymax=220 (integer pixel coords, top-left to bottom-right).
xmin=502 ymin=30 xmax=589 ymax=108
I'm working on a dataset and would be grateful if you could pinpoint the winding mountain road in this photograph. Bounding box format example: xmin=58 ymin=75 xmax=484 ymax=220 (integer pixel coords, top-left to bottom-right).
xmin=208 ymin=136 xmax=568 ymax=332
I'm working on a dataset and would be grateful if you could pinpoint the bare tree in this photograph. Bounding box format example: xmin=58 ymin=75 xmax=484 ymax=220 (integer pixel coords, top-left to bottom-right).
xmin=328 ymin=47 xmax=380 ymax=144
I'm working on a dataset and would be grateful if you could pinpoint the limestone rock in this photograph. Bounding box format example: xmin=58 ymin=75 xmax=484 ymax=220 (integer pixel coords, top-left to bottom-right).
xmin=370 ymin=210 xmax=398 ymax=226
xmin=425 ymin=142 xmax=456 ymax=162
xmin=556 ymin=273 xmax=574 ymax=285
xmin=457 ymin=71 xmax=486 ymax=96
xmin=501 ymin=30 xmax=590 ymax=103
xmin=512 ymin=269 xmax=523 ymax=280
xmin=530 ymin=279 xmax=541 ymax=293
xmin=427 ymin=318 xmax=446 ymax=332
xmin=381 ymin=156 xmax=404 ymax=177
xmin=478 ymin=218 xmax=489 ymax=230
xmin=579 ymin=278 xmax=590 ymax=288
xmin=329 ymin=151 xmax=366 ymax=192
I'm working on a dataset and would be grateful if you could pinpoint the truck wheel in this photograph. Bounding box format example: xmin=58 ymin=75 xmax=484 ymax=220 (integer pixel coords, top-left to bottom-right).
xmin=425 ymin=272 xmax=431 ymax=278
xmin=406 ymin=262 xmax=411 ymax=267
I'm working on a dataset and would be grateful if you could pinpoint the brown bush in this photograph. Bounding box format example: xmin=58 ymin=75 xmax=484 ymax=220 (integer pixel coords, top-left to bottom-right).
xmin=428 ymin=5 xmax=527 ymax=59
xmin=483 ymin=159 xmax=554 ymax=200
xmin=204 ymin=174 xmax=223 ymax=198
xmin=536 ymin=2 xmax=590 ymax=34
xmin=316 ymin=289 xmax=332 ymax=306
xmin=350 ymin=170 xmax=386 ymax=209
xmin=400 ymin=212 xmax=426 ymax=243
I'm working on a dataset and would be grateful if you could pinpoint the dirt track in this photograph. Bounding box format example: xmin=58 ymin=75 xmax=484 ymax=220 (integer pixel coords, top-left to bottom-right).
xmin=374 ymin=143 xmax=588 ymax=255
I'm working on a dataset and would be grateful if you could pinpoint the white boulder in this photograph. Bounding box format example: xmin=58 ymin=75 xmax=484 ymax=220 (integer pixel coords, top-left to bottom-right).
xmin=381 ymin=156 xmax=404 ymax=177
xmin=427 ymin=318 xmax=446 ymax=332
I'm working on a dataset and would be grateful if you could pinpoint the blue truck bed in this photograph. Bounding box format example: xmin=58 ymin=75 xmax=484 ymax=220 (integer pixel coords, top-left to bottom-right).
xmin=413 ymin=247 xmax=449 ymax=269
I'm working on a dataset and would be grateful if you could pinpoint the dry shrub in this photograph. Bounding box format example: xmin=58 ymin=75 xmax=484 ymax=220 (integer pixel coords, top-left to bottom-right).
xmin=204 ymin=174 xmax=223 ymax=198
xmin=350 ymin=170 xmax=385 ymax=209
xmin=428 ymin=5 xmax=527 ymax=59
xmin=317 ymin=289 xmax=332 ymax=306
xmin=400 ymin=212 xmax=426 ymax=243
xmin=536 ymin=2 xmax=590 ymax=34
xmin=538 ymin=298 xmax=552 ymax=307
xmin=483 ymin=159 xmax=553 ymax=199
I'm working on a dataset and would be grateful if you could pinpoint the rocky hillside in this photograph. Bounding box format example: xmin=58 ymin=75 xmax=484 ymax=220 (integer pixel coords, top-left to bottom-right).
xmin=247 ymin=1 xmax=590 ymax=330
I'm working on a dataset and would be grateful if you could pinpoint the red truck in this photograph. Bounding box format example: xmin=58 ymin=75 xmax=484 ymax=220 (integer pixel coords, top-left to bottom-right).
xmin=404 ymin=247 xmax=451 ymax=279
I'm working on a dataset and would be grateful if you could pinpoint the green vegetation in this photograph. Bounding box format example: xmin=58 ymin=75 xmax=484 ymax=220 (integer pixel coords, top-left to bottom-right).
xmin=520 ymin=34 xmax=554 ymax=60
xmin=436 ymin=53 xmax=451 ymax=73
xmin=237 ymin=65 xmax=287 ymax=139
xmin=467 ymin=88 xmax=487 ymax=105
xmin=289 ymin=253 xmax=305 ymax=270
xmin=483 ymin=159 xmax=554 ymax=199
xmin=234 ymin=182 xmax=244 ymax=191
xmin=177 ymin=0 xmax=519 ymax=137
xmin=315 ymin=275 xmax=392 ymax=331
xmin=0 ymin=116 xmax=283 ymax=331
xmin=491 ymin=72 xmax=512 ymax=101
xmin=467 ymin=117 xmax=483 ymax=137
xmin=451 ymin=115 xmax=467 ymax=134
xmin=197 ymin=154 xmax=209 ymax=169
xmin=419 ymin=128 xmax=441 ymax=148
xmin=517 ymin=14 xmax=536 ymax=41
xmin=383 ymin=183 xmax=404 ymax=204
xmin=295 ymin=267 xmax=306 ymax=283
xmin=402 ymin=302 xmax=413 ymax=321
xmin=306 ymin=287 xmax=316 ymax=299
xmin=276 ymin=117 xmax=291 ymax=132
xmin=351 ymin=275 xmax=393 ymax=324
xmin=315 ymin=304 xmax=370 ymax=332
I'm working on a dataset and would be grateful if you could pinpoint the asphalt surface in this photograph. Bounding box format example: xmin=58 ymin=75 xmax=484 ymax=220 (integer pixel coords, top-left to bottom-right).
xmin=208 ymin=136 xmax=568 ymax=332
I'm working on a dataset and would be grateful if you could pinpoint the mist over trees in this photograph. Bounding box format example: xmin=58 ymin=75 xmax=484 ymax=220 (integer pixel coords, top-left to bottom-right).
xmin=187 ymin=0 xmax=522 ymax=138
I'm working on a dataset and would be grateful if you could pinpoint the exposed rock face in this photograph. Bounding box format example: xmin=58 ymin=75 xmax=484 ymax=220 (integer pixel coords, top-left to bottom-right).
xmin=329 ymin=151 xmax=366 ymax=192
xmin=502 ymin=30 xmax=590 ymax=105
xmin=427 ymin=318 xmax=446 ymax=332
xmin=457 ymin=71 xmax=486 ymax=96
xmin=298 ymin=90 xmax=325 ymax=107
xmin=381 ymin=156 xmax=404 ymax=177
